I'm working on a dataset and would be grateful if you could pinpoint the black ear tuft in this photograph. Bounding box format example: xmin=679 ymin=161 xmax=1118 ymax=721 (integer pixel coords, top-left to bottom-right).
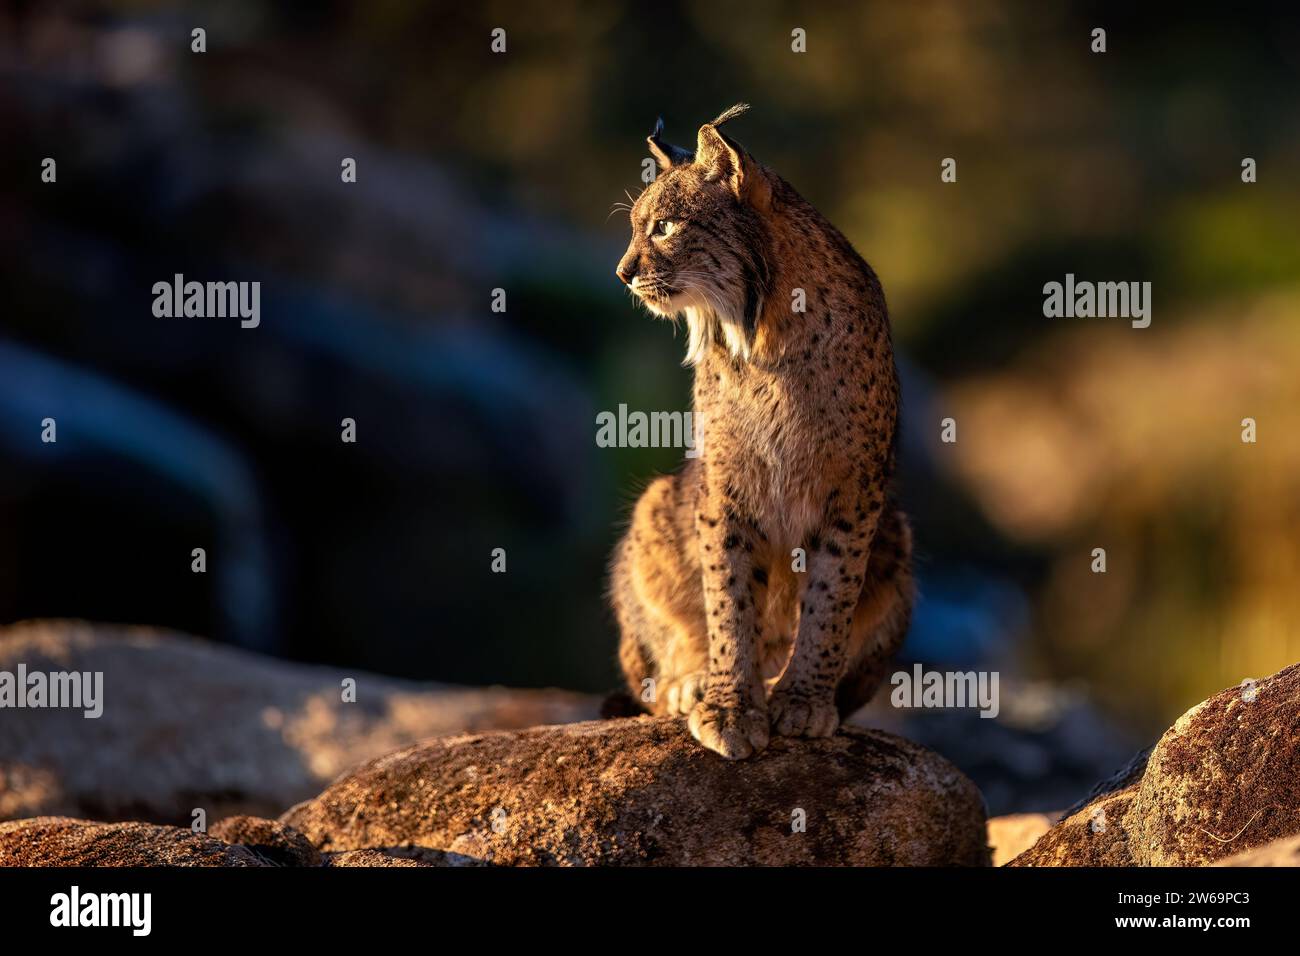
xmin=647 ymin=116 xmax=695 ymax=169
xmin=709 ymin=103 xmax=751 ymax=128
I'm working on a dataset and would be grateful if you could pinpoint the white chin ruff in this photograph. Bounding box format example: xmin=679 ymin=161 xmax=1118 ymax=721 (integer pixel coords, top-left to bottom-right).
xmin=681 ymin=303 xmax=751 ymax=366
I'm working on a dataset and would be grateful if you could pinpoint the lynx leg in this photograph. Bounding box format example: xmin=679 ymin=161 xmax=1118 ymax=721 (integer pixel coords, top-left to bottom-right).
xmin=688 ymin=473 xmax=770 ymax=759
xmin=835 ymin=507 xmax=915 ymax=719
xmin=610 ymin=475 xmax=710 ymax=716
xmin=769 ymin=491 xmax=893 ymax=739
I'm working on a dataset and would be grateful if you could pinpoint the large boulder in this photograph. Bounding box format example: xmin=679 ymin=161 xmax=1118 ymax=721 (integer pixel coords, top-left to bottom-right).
xmin=1012 ymin=663 xmax=1300 ymax=866
xmin=282 ymin=715 xmax=990 ymax=866
xmin=0 ymin=620 xmax=599 ymax=824
xmin=0 ymin=817 xmax=265 ymax=867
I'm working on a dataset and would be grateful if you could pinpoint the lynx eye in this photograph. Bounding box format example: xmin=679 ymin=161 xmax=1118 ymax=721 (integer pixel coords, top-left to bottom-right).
xmin=650 ymin=219 xmax=677 ymax=239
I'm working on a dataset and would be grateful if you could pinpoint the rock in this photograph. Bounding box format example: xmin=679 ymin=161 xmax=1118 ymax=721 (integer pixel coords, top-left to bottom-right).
xmin=1012 ymin=663 xmax=1300 ymax=866
xmin=210 ymin=815 xmax=322 ymax=867
xmin=1008 ymin=786 xmax=1137 ymax=866
xmin=282 ymin=715 xmax=990 ymax=866
xmin=325 ymin=847 xmax=486 ymax=867
xmin=0 ymin=817 xmax=265 ymax=867
xmin=326 ymin=848 xmax=435 ymax=867
xmin=1129 ymin=664 xmax=1300 ymax=866
xmin=1213 ymin=833 xmax=1300 ymax=867
xmin=987 ymin=813 xmax=1056 ymax=866
xmin=0 ymin=814 xmax=481 ymax=867
xmin=0 ymin=619 xmax=600 ymax=823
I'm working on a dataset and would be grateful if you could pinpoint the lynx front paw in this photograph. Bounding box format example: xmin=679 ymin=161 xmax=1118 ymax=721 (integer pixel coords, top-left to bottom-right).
xmin=768 ymin=688 xmax=839 ymax=739
xmin=687 ymin=697 xmax=769 ymax=759
xmin=661 ymin=671 xmax=707 ymax=716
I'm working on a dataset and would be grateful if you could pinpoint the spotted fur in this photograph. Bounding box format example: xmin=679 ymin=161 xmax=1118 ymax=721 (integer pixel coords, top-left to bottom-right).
xmin=610 ymin=104 xmax=914 ymax=759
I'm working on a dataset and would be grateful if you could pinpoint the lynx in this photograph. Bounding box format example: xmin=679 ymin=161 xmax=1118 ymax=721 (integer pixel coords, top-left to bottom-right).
xmin=609 ymin=104 xmax=914 ymax=759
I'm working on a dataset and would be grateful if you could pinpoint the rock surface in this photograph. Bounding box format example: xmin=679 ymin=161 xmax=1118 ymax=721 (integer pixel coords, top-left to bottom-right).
xmin=325 ymin=847 xmax=484 ymax=867
xmin=1012 ymin=663 xmax=1300 ymax=866
xmin=210 ymin=815 xmax=322 ymax=867
xmin=282 ymin=715 xmax=990 ymax=866
xmin=0 ymin=620 xmax=599 ymax=823
xmin=325 ymin=848 xmax=434 ymax=867
xmin=0 ymin=817 xmax=265 ymax=867
xmin=1008 ymin=784 xmax=1138 ymax=866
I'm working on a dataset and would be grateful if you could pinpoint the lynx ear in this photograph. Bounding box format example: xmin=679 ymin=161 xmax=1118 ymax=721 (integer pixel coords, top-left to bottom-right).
xmin=647 ymin=117 xmax=694 ymax=170
xmin=695 ymin=103 xmax=769 ymax=209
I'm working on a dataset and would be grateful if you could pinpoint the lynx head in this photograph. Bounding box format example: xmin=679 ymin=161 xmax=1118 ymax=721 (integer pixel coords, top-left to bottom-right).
xmin=616 ymin=104 xmax=774 ymax=365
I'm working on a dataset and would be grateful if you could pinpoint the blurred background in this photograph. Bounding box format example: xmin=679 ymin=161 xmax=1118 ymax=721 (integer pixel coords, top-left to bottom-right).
xmin=2 ymin=1 xmax=1298 ymax=813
